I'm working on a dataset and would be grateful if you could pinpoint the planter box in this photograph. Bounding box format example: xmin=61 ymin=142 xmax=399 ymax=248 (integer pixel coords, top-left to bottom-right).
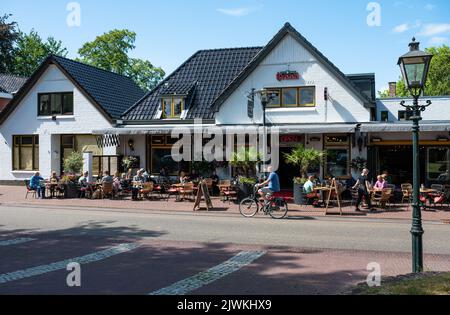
xmin=64 ymin=182 xmax=79 ymax=199
xmin=293 ymin=183 xmax=304 ymax=205
xmin=237 ymin=183 xmax=255 ymax=202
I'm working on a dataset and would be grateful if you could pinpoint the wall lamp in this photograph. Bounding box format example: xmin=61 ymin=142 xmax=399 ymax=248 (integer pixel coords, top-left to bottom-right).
xmin=128 ymin=139 xmax=135 ymax=151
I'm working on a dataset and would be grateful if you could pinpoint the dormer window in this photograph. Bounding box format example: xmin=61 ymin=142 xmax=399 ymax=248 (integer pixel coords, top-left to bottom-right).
xmin=162 ymin=97 xmax=184 ymax=119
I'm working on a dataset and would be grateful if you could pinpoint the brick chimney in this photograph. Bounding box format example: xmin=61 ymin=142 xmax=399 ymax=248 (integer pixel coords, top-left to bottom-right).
xmin=388 ymin=82 xmax=397 ymax=97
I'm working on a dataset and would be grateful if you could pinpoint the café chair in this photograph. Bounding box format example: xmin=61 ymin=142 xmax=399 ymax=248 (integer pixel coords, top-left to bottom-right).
xmin=101 ymin=182 xmax=114 ymax=199
xmin=24 ymin=180 xmax=37 ymax=199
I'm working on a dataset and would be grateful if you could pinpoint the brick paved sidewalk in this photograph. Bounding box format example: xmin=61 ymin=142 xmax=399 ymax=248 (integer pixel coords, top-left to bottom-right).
xmin=1 ymin=185 xmax=450 ymax=222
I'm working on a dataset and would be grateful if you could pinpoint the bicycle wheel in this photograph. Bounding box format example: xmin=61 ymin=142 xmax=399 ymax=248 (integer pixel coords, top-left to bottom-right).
xmin=239 ymin=198 xmax=259 ymax=218
xmin=268 ymin=199 xmax=288 ymax=219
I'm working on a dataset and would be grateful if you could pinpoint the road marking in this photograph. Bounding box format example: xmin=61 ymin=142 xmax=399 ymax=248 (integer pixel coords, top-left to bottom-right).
xmin=0 ymin=238 xmax=36 ymax=247
xmin=149 ymin=251 xmax=266 ymax=295
xmin=0 ymin=243 xmax=141 ymax=285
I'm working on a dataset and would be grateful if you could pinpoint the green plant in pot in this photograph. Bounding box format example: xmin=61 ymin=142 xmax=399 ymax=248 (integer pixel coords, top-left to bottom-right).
xmin=230 ymin=147 xmax=261 ymax=200
xmin=63 ymin=151 xmax=83 ymax=198
xmin=230 ymin=147 xmax=261 ymax=178
xmin=284 ymin=145 xmax=326 ymax=205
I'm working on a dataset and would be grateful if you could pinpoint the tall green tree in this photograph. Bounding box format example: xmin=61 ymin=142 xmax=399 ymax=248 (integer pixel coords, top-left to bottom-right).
xmin=0 ymin=14 xmax=19 ymax=74
xmin=78 ymin=29 xmax=165 ymax=91
xmin=379 ymin=45 xmax=450 ymax=98
xmin=13 ymin=30 xmax=68 ymax=77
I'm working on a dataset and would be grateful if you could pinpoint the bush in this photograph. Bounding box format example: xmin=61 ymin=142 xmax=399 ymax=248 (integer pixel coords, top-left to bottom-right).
xmin=63 ymin=151 xmax=84 ymax=174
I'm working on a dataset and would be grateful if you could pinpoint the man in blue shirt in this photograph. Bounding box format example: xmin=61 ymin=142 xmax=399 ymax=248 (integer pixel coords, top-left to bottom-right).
xmin=30 ymin=172 xmax=45 ymax=199
xmin=258 ymin=166 xmax=280 ymax=202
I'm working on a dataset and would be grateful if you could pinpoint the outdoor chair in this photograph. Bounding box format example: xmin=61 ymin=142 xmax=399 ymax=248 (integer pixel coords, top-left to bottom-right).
xmin=431 ymin=184 xmax=445 ymax=193
xmin=24 ymin=180 xmax=37 ymax=199
xmin=101 ymin=182 xmax=114 ymax=199
xmin=179 ymin=183 xmax=195 ymax=201
xmin=372 ymin=188 xmax=393 ymax=210
xmin=401 ymin=184 xmax=413 ymax=208
xmin=139 ymin=182 xmax=154 ymax=200
xmin=164 ymin=183 xmax=179 ymax=201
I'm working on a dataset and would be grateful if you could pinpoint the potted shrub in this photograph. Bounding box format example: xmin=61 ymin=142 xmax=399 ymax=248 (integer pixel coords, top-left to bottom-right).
xmin=63 ymin=151 xmax=83 ymax=198
xmin=284 ymin=145 xmax=326 ymax=205
xmin=230 ymin=147 xmax=261 ymax=200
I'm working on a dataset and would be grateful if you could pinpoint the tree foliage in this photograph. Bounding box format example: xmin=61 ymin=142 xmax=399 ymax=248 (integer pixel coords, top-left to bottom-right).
xmin=78 ymin=29 xmax=165 ymax=91
xmin=379 ymin=45 xmax=450 ymax=98
xmin=284 ymin=145 xmax=326 ymax=178
xmin=13 ymin=30 xmax=68 ymax=77
xmin=0 ymin=14 xmax=19 ymax=74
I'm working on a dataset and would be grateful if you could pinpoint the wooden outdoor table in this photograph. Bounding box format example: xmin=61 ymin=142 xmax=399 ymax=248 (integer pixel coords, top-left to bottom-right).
xmin=315 ymin=179 xmax=343 ymax=215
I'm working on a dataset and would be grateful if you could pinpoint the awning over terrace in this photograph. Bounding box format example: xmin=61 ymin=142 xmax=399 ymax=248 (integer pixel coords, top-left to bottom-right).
xmin=93 ymin=123 xmax=358 ymax=135
xmin=360 ymin=121 xmax=450 ymax=133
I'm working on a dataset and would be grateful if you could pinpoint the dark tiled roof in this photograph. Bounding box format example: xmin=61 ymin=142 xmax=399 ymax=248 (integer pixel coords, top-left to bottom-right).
xmin=0 ymin=74 xmax=28 ymax=94
xmin=52 ymin=56 xmax=145 ymax=119
xmin=123 ymin=47 xmax=263 ymax=121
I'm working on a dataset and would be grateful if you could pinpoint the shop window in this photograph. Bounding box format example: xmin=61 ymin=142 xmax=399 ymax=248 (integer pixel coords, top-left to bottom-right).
xmin=92 ymin=156 xmax=121 ymax=178
xmin=427 ymin=147 xmax=450 ymax=181
xmin=151 ymin=148 xmax=178 ymax=175
xmin=267 ymin=89 xmax=281 ymax=107
xmin=162 ymin=97 xmax=184 ymax=119
xmin=282 ymin=88 xmax=298 ymax=107
xmin=324 ymin=134 xmax=350 ymax=178
xmin=13 ymin=135 xmax=39 ymax=171
xmin=266 ymin=87 xmax=315 ymax=107
xmin=299 ymin=87 xmax=315 ymax=107
xmin=38 ymin=92 xmax=73 ymax=116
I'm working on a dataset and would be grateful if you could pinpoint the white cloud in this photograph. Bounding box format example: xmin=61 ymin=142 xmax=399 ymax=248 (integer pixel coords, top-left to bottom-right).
xmin=393 ymin=23 xmax=410 ymax=33
xmin=419 ymin=23 xmax=450 ymax=37
xmin=428 ymin=37 xmax=448 ymax=45
xmin=424 ymin=4 xmax=436 ymax=11
xmin=217 ymin=7 xmax=260 ymax=17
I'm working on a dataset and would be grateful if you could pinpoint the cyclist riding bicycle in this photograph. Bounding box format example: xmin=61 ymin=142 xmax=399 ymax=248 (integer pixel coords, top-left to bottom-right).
xmin=257 ymin=166 xmax=280 ymax=204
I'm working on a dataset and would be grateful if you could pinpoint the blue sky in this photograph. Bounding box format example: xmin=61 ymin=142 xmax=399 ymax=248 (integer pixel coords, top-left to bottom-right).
xmin=3 ymin=0 xmax=450 ymax=92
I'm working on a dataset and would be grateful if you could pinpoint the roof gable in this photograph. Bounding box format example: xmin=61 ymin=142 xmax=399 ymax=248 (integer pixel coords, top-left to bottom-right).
xmin=0 ymin=55 xmax=145 ymax=124
xmin=211 ymin=23 xmax=374 ymax=112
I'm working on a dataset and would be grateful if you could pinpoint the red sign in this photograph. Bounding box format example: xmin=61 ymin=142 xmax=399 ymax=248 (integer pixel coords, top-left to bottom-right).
xmin=276 ymin=70 xmax=300 ymax=81
xmin=280 ymin=135 xmax=303 ymax=144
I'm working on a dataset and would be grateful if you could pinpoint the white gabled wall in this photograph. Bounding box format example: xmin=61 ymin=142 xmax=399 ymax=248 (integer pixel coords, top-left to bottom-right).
xmin=0 ymin=65 xmax=114 ymax=181
xmin=216 ymin=35 xmax=371 ymax=125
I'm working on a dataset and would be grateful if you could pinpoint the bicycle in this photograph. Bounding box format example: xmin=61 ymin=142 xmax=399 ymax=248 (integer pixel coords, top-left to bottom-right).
xmin=239 ymin=185 xmax=288 ymax=219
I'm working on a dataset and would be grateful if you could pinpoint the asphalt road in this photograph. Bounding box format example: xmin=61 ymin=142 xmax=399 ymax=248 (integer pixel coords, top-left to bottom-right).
xmin=1 ymin=205 xmax=449 ymax=254
xmin=0 ymin=205 xmax=449 ymax=295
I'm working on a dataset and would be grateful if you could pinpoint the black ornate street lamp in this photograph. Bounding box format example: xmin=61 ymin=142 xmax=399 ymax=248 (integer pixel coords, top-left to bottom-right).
xmin=397 ymin=38 xmax=433 ymax=273
xmin=253 ymin=89 xmax=279 ymax=173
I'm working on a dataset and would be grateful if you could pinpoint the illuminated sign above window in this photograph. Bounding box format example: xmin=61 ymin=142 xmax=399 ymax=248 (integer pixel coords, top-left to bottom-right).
xmin=276 ymin=70 xmax=300 ymax=81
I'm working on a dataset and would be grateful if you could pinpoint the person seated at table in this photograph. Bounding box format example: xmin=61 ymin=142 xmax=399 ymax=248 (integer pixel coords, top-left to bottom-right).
xmin=179 ymin=171 xmax=189 ymax=184
xmin=131 ymin=170 xmax=145 ymax=200
xmin=30 ymin=172 xmax=45 ymax=199
xmin=113 ymin=171 xmax=123 ymax=194
xmin=373 ymin=175 xmax=387 ymax=191
xmin=47 ymin=171 xmax=60 ymax=197
xmin=304 ymin=175 xmax=321 ymax=207
xmin=78 ymin=171 xmax=92 ymax=198
xmin=382 ymin=170 xmax=393 ymax=185
xmin=101 ymin=171 xmax=113 ymax=184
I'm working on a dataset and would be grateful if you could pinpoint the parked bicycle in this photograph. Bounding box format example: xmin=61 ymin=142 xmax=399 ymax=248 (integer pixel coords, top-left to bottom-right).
xmin=239 ymin=185 xmax=288 ymax=219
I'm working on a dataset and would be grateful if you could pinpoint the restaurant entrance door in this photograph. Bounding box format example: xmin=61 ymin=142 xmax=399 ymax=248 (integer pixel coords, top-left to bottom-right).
xmin=278 ymin=147 xmax=301 ymax=190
